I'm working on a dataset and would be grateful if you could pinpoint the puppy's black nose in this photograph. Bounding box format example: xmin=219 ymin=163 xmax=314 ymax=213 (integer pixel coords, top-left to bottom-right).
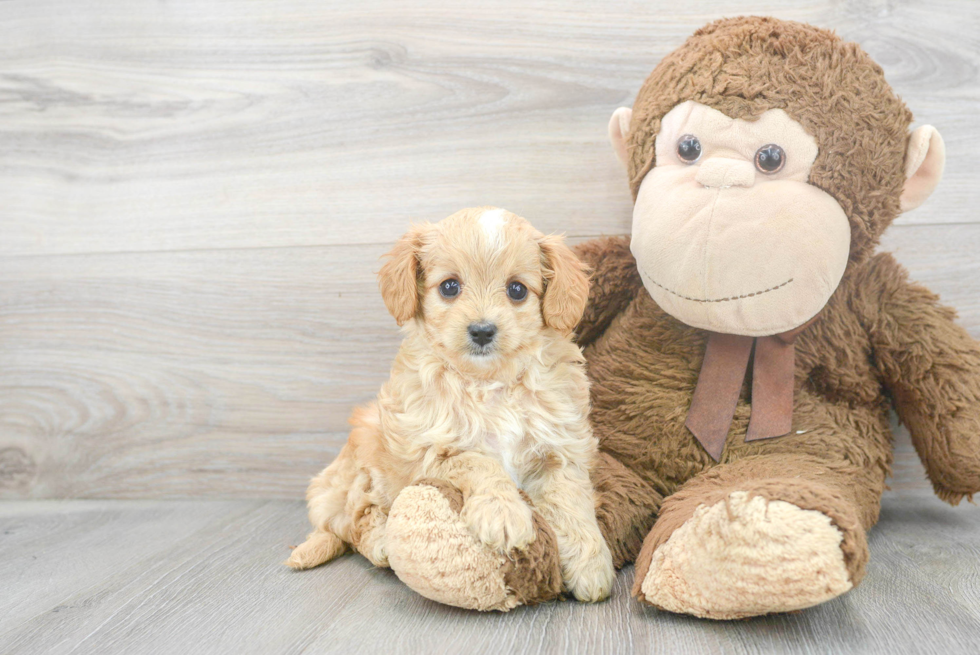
xmin=468 ymin=322 xmax=497 ymax=347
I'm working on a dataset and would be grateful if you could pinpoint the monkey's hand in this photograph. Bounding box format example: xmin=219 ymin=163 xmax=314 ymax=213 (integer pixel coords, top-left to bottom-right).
xmin=866 ymin=253 xmax=980 ymax=505
xmin=573 ymin=236 xmax=643 ymax=348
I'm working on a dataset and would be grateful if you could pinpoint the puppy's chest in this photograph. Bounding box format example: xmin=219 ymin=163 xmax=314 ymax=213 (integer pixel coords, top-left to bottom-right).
xmin=458 ymin=385 xmax=548 ymax=486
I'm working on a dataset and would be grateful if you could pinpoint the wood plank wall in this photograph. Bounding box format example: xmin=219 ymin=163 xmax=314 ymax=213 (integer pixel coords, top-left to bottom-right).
xmin=1 ymin=0 xmax=978 ymax=498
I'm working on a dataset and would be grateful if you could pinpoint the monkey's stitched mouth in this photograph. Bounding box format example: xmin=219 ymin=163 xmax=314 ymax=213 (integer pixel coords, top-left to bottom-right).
xmin=637 ymin=265 xmax=793 ymax=303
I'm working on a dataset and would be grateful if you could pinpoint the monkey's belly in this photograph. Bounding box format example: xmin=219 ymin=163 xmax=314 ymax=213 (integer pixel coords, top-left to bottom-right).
xmin=585 ymin=295 xmax=893 ymax=496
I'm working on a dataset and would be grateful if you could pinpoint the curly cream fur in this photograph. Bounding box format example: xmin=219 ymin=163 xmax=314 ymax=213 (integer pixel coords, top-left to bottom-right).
xmin=286 ymin=207 xmax=613 ymax=603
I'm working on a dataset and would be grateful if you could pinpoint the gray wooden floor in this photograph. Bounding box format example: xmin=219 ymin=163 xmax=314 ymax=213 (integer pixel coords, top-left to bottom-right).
xmin=1 ymin=493 xmax=978 ymax=655
xmin=2 ymin=434 xmax=979 ymax=655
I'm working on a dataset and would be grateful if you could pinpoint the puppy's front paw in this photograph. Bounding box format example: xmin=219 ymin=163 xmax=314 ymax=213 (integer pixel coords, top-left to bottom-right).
xmin=566 ymin=542 xmax=615 ymax=602
xmin=461 ymin=493 xmax=536 ymax=552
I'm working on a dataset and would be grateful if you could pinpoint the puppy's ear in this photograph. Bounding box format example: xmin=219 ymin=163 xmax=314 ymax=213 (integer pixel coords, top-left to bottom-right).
xmin=539 ymin=234 xmax=591 ymax=334
xmin=378 ymin=224 xmax=429 ymax=326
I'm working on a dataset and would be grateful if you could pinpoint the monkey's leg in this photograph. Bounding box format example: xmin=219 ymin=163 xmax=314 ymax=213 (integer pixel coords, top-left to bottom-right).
xmin=383 ymin=451 xmax=660 ymax=610
xmin=632 ymin=454 xmax=881 ymax=619
xmin=384 ymin=479 xmax=562 ymax=611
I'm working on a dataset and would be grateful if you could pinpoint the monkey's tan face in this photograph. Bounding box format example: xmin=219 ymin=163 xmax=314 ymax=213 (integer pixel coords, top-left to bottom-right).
xmin=630 ymin=101 xmax=851 ymax=336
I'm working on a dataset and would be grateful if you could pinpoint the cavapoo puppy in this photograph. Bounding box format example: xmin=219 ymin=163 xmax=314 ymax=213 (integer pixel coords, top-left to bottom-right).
xmin=286 ymin=207 xmax=614 ymax=602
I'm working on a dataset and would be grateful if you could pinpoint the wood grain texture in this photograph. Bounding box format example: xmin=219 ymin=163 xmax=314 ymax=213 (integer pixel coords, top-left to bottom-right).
xmin=1 ymin=0 xmax=979 ymax=499
xmin=1 ymin=486 xmax=979 ymax=654
xmin=0 ymin=225 xmax=977 ymax=499
xmin=0 ymin=0 xmax=978 ymax=257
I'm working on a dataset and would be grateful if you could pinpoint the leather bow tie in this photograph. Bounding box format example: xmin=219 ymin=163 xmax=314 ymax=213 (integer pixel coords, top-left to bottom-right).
xmin=685 ymin=319 xmax=814 ymax=461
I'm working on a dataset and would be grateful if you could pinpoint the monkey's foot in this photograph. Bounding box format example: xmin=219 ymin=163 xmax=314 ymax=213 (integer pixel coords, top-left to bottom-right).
xmin=633 ymin=491 xmax=854 ymax=619
xmin=386 ymin=479 xmax=562 ymax=611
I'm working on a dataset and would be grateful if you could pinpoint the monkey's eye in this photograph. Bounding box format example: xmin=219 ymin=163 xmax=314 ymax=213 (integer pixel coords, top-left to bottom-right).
xmin=755 ymin=144 xmax=786 ymax=174
xmin=507 ymin=281 xmax=528 ymax=302
xmin=439 ymin=279 xmax=460 ymax=298
xmin=677 ymin=135 xmax=702 ymax=163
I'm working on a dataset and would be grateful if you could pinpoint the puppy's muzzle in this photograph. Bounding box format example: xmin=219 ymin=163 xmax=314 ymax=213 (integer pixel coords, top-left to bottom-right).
xmin=468 ymin=322 xmax=497 ymax=348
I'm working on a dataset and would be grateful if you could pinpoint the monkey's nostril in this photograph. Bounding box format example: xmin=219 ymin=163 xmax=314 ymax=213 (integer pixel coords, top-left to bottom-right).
xmin=468 ymin=322 xmax=497 ymax=347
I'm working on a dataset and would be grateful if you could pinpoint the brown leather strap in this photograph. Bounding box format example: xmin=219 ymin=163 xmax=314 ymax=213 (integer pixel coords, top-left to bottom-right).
xmin=745 ymin=335 xmax=796 ymax=441
xmin=685 ymin=332 xmax=754 ymax=461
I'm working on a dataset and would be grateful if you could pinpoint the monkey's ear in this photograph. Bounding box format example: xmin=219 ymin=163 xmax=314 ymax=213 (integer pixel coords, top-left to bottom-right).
xmin=900 ymin=125 xmax=945 ymax=213
xmin=539 ymin=235 xmax=591 ymax=335
xmin=608 ymin=107 xmax=633 ymax=168
xmin=378 ymin=224 xmax=430 ymax=326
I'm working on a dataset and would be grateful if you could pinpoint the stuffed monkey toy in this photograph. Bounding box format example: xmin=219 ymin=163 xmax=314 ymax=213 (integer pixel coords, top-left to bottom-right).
xmin=380 ymin=17 xmax=980 ymax=618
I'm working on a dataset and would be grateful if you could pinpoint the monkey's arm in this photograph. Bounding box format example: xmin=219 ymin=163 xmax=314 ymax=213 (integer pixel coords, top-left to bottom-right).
xmin=573 ymin=236 xmax=643 ymax=348
xmin=862 ymin=253 xmax=980 ymax=505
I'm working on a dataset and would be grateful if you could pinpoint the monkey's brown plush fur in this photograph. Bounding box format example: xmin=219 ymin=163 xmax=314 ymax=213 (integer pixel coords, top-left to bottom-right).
xmin=383 ymin=17 xmax=980 ymax=618
xmin=578 ymin=17 xmax=980 ymax=616
xmin=580 ymin=239 xmax=980 ymax=595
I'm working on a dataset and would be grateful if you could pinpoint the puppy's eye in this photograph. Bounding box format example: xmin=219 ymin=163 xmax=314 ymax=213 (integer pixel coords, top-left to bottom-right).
xmin=677 ymin=134 xmax=702 ymax=163
xmin=755 ymin=144 xmax=785 ymax=174
xmin=439 ymin=279 xmax=460 ymax=298
xmin=507 ymin=281 xmax=528 ymax=302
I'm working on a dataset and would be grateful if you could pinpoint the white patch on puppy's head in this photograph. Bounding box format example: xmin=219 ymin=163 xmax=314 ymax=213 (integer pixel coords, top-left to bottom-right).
xmin=479 ymin=208 xmax=507 ymax=249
